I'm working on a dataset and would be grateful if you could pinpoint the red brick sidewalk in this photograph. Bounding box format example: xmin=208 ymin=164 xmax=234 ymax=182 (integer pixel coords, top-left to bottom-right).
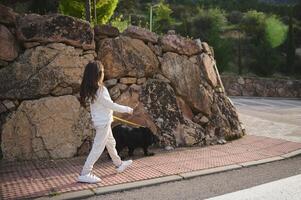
xmin=1 ymin=135 xmax=301 ymax=200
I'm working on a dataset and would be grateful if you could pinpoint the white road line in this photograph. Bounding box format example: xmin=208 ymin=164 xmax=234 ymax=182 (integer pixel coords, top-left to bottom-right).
xmin=206 ymin=174 xmax=301 ymax=200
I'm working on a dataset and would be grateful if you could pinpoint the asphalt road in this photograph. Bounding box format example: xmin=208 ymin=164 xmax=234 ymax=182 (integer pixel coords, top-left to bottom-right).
xmin=88 ymin=155 xmax=301 ymax=200
xmin=208 ymin=174 xmax=301 ymax=200
xmin=231 ymin=97 xmax=301 ymax=142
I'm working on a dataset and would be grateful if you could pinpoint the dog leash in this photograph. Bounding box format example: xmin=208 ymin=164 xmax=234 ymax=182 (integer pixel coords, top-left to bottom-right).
xmin=113 ymin=116 xmax=144 ymax=128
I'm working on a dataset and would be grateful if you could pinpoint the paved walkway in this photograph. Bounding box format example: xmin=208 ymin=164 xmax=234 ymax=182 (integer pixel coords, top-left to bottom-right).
xmin=1 ymin=135 xmax=301 ymax=200
xmin=1 ymin=97 xmax=301 ymax=199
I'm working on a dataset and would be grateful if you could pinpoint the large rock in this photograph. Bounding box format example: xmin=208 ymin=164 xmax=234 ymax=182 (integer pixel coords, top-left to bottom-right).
xmin=0 ymin=25 xmax=18 ymax=61
xmin=94 ymin=24 xmax=119 ymax=39
xmin=148 ymin=42 xmax=162 ymax=56
xmin=0 ymin=43 xmax=94 ymax=99
xmin=113 ymin=88 xmax=158 ymax=136
xmin=138 ymin=79 xmax=210 ymax=147
xmin=174 ymin=119 xmax=206 ymax=146
xmin=161 ymin=52 xmax=212 ymax=115
xmin=176 ymin=96 xmax=193 ymax=120
xmin=140 ymin=79 xmax=184 ymax=146
xmin=199 ymin=53 xmax=218 ymax=87
xmin=1 ymin=95 xmax=94 ymax=160
xmin=160 ymin=34 xmax=202 ymax=56
xmin=201 ymin=42 xmax=214 ymax=56
xmin=97 ymin=36 xmax=159 ymax=79
xmin=208 ymin=94 xmax=243 ymax=140
xmin=0 ymin=60 xmax=9 ymax=68
xmin=123 ymin=26 xmax=159 ymax=44
xmin=16 ymin=14 xmax=95 ymax=50
xmin=0 ymin=4 xmax=18 ymax=25
xmin=114 ymin=79 xmax=188 ymax=147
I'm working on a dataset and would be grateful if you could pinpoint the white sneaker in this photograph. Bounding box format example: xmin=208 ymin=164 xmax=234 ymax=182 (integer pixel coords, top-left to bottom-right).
xmin=77 ymin=173 xmax=101 ymax=183
xmin=116 ymin=160 xmax=133 ymax=173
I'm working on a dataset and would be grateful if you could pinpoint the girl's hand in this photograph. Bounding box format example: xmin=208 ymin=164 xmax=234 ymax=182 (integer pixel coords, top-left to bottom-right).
xmin=128 ymin=107 xmax=134 ymax=114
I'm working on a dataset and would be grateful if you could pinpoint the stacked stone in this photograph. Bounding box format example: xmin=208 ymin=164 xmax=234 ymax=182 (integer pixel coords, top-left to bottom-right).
xmin=95 ymin=25 xmax=244 ymax=149
xmin=0 ymin=5 xmax=244 ymax=161
xmin=222 ymin=75 xmax=301 ymax=98
xmin=0 ymin=5 xmax=96 ymax=160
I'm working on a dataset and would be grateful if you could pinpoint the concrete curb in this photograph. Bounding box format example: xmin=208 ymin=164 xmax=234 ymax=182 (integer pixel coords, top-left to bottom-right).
xmin=93 ymin=175 xmax=182 ymax=195
xmin=281 ymin=149 xmax=301 ymax=158
xmin=240 ymin=156 xmax=284 ymax=167
xmin=179 ymin=165 xmax=242 ymax=179
xmin=35 ymin=189 xmax=95 ymax=200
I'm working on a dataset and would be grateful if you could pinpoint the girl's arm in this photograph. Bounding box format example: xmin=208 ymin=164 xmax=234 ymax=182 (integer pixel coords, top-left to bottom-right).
xmin=99 ymin=88 xmax=133 ymax=113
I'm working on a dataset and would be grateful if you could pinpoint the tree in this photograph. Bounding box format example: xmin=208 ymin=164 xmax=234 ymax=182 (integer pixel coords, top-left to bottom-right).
xmin=228 ymin=11 xmax=243 ymax=25
xmin=30 ymin=0 xmax=59 ymax=14
xmin=293 ymin=0 xmax=301 ymax=20
xmin=59 ymin=0 xmax=118 ymax=25
xmin=95 ymin=0 xmax=118 ymax=24
xmin=153 ymin=0 xmax=176 ymax=34
xmin=172 ymin=4 xmax=198 ymax=36
xmin=265 ymin=15 xmax=288 ymax=48
xmin=115 ymin=0 xmax=138 ymax=16
xmin=110 ymin=15 xmax=130 ymax=32
xmin=187 ymin=8 xmax=232 ymax=72
xmin=286 ymin=6 xmax=296 ymax=74
xmin=85 ymin=0 xmax=91 ymax=22
xmin=59 ymin=0 xmax=86 ymax=19
xmin=241 ymin=10 xmax=266 ymax=43
xmin=241 ymin=10 xmax=288 ymax=76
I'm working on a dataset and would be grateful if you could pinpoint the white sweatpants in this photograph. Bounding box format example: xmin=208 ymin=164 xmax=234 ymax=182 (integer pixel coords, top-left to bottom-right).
xmin=81 ymin=123 xmax=122 ymax=175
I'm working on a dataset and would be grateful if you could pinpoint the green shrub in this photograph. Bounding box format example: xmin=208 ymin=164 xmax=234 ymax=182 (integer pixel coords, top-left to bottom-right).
xmin=153 ymin=0 xmax=176 ymax=34
xmin=110 ymin=15 xmax=130 ymax=32
xmin=241 ymin=10 xmax=288 ymax=76
xmin=187 ymin=8 xmax=232 ymax=72
xmin=265 ymin=15 xmax=288 ymax=48
xmin=59 ymin=0 xmax=118 ymax=25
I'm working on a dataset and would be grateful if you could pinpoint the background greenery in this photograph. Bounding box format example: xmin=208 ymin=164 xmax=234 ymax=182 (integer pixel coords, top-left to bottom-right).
xmin=113 ymin=0 xmax=301 ymax=78
xmin=1 ymin=0 xmax=301 ymax=78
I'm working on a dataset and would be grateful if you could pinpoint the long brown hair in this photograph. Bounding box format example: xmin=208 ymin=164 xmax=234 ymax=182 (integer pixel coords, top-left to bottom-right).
xmin=79 ymin=62 xmax=103 ymax=108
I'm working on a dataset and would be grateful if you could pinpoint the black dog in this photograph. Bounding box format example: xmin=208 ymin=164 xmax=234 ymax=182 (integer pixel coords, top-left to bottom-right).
xmin=112 ymin=125 xmax=159 ymax=157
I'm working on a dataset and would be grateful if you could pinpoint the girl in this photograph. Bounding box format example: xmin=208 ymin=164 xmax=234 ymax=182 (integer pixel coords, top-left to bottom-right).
xmin=78 ymin=61 xmax=133 ymax=183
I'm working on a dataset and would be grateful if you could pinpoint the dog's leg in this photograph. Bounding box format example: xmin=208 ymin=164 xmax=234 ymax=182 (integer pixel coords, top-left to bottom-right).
xmin=116 ymin=146 xmax=126 ymax=160
xmin=143 ymin=147 xmax=155 ymax=156
xmin=116 ymin=146 xmax=121 ymax=155
xmin=128 ymin=148 xmax=134 ymax=157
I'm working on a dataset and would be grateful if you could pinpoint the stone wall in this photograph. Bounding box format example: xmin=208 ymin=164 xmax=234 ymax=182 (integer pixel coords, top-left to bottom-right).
xmin=0 ymin=5 xmax=96 ymax=160
xmin=0 ymin=5 xmax=244 ymax=161
xmin=222 ymin=75 xmax=301 ymax=98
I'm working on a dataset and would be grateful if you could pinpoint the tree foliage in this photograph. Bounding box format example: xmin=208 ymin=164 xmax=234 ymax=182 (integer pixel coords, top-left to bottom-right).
xmin=182 ymin=8 xmax=231 ymax=72
xmin=153 ymin=0 xmax=176 ymax=33
xmin=241 ymin=10 xmax=288 ymax=75
xmin=286 ymin=7 xmax=296 ymax=73
xmin=113 ymin=0 xmax=300 ymax=77
xmin=241 ymin=10 xmax=266 ymax=40
xmin=59 ymin=0 xmax=118 ymax=25
xmin=110 ymin=15 xmax=130 ymax=32
xmin=265 ymin=15 xmax=288 ymax=48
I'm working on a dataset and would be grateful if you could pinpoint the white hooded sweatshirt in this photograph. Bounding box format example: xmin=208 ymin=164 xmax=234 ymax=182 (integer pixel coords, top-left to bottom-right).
xmin=90 ymin=86 xmax=132 ymax=127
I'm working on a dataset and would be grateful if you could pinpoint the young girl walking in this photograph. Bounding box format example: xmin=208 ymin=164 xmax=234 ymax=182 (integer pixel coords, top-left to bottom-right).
xmin=78 ymin=61 xmax=133 ymax=183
